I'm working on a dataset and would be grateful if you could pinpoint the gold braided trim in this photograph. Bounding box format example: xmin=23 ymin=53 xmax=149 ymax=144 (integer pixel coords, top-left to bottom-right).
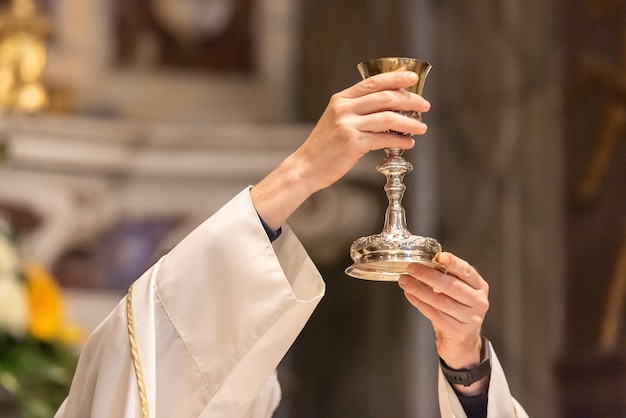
xmin=127 ymin=283 xmax=150 ymax=418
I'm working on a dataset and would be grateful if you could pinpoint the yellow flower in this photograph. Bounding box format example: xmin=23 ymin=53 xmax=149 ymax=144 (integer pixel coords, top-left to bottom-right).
xmin=24 ymin=262 xmax=83 ymax=344
xmin=24 ymin=263 xmax=62 ymax=341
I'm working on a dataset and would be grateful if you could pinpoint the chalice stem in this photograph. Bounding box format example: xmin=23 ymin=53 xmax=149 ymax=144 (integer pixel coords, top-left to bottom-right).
xmin=379 ymin=147 xmax=411 ymax=235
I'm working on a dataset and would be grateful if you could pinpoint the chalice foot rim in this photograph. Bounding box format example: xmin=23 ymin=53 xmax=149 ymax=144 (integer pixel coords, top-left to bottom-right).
xmin=345 ymin=256 xmax=447 ymax=282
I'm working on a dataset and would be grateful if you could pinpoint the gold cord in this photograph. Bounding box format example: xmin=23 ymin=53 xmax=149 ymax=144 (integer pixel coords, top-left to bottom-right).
xmin=127 ymin=284 xmax=150 ymax=418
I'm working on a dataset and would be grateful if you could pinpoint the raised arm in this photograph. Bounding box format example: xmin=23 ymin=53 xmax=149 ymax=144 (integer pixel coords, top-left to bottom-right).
xmin=251 ymin=70 xmax=430 ymax=230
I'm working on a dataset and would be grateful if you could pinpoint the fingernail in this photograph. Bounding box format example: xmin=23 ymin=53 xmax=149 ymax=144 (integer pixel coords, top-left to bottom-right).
xmin=406 ymin=72 xmax=418 ymax=81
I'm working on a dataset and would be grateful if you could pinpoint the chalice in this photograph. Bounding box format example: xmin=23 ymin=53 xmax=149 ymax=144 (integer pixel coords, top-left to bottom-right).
xmin=345 ymin=57 xmax=446 ymax=281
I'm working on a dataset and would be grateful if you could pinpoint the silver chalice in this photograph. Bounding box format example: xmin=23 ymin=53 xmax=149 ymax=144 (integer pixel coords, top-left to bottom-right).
xmin=345 ymin=57 xmax=446 ymax=281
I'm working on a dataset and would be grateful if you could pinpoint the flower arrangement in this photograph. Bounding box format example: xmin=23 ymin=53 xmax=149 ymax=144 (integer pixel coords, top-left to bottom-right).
xmin=0 ymin=217 xmax=81 ymax=418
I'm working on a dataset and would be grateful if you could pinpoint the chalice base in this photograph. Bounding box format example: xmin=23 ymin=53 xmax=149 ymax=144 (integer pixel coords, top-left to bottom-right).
xmin=345 ymin=233 xmax=447 ymax=281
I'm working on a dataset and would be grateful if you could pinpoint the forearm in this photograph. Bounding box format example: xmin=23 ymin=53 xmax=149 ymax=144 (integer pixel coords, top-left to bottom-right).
xmin=251 ymin=153 xmax=318 ymax=231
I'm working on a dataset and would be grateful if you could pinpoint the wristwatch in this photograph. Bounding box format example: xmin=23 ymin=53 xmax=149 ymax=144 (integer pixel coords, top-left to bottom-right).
xmin=440 ymin=337 xmax=491 ymax=386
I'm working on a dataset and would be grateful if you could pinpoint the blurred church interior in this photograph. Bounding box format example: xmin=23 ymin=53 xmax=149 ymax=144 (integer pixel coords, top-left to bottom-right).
xmin=0 ymin=0 xmax=624 ymax=416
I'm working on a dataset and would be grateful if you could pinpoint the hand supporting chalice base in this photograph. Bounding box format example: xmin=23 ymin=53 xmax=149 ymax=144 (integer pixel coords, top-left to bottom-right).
xmin=345 ymin=57 xmax=446 ymax=281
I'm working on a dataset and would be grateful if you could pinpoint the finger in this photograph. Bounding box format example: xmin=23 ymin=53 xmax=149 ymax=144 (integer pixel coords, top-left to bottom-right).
xmin=399 ymin=274 xmax=477 ymax=320
xmin=405 ymin=262 xmax=487 ymax=309
xmin=358 ymin=131 xmax=417 ymax=151
xmin=355 ymin=111 xmax=428 ymax=137
xmin=350 ymin=89 xmax=431 ymax=116
xmin=341 ymin=71 xmax=420 ymax=99
xmin=435 ymin=252 xmax=487 ymax=291
xmin=402 ymin=285 xmax=469 ymax=333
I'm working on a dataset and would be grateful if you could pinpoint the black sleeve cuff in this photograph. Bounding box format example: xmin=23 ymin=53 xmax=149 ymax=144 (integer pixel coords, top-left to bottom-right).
xmin=456 ymin=391 xmax=488 ymax=418
xmin=258 ymin=214 xmax=282 ymax=242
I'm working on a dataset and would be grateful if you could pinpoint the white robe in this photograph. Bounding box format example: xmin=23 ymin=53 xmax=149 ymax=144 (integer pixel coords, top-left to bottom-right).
xmin=55 ymin=188 xmax=528 ymax=418
xmin=438 ymin=342 xmax=528 ymax=417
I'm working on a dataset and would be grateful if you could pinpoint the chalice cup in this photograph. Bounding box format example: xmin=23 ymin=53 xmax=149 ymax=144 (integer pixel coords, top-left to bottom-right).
xmin=345 ymin=57 xmax=446 ymax=281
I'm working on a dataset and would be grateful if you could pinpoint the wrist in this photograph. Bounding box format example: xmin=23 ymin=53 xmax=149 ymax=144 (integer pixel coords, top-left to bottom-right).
xmin=251 ymin=154 xmax=316 ymax=230
xmin=281 ymin=152 xmax=321 ymax=195
xmin=437 ymin=335 xmax=483 ymax=370
xmin=440 ymin=337 xmax=491 ymax=395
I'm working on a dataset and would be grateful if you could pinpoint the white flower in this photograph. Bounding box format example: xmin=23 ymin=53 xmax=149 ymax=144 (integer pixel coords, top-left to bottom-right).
xmin=0 ymin=273 xmax=29 ymax=336
xmin=0 ymin=234 xmax=20 ymax=278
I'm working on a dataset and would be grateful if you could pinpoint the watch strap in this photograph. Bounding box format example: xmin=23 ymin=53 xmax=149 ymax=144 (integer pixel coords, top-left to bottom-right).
xmin=440 ymin=337 xmax=491 ymax=386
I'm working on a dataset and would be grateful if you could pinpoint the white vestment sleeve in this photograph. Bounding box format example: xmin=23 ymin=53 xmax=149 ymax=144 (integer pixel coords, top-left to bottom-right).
xmin=55 ymin=188 xmax=325 ymax=418
xmin=437 ymin=341 xmax=529 ymax=418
